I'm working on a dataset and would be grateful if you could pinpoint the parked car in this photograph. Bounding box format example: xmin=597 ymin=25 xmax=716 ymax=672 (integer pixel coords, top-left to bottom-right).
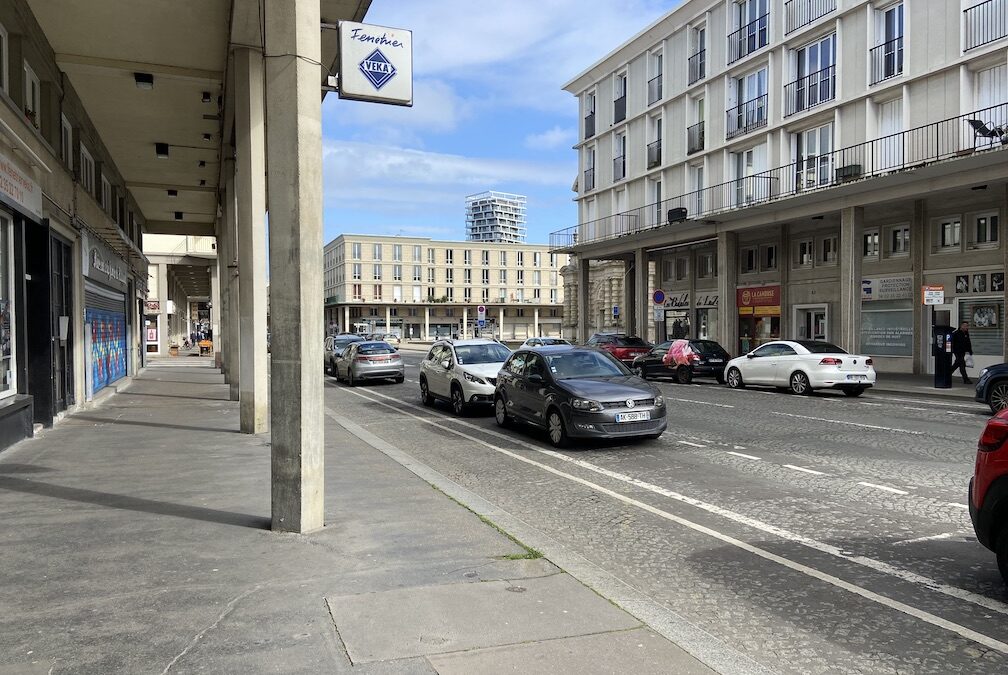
xmin=419 ymin=339 xmax=513 ymax=415
xmin=631 ymin=339 xmax=731 ymax=384
xmin=380 ymin=333 xmax=401 ymax=344
xmin=520 ymin=337 xmax=571 ymax=348
xmin=976 ymin=363 xmax=1008 ymax=414
xmin=335 ymin=341 xmax=404 ymax=385
xmin=494 ymin=345 xmax=666 ymax=448
xmin=584 ymin=333 xmax=652 ymax=366
xmin=723 ymin=340 xmax=875 ymax=396
xmin=969 ymin=408 xmax=1008 ymax=583
xmin=325 ymin=334 xmax=364 ymax=374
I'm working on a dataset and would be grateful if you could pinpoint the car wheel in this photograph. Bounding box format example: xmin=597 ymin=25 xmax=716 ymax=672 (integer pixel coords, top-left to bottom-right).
xmin=997 ymin=527 xmax=1008 ymax=584
xmin=394 ymin=375 xmax=405 ymax=384
xmin=546 ymin=409 xmax=569 ymax=448
xmin=676 ymin=365 xmax=693 ymax=385
xmin=989 ymin=382 xmax=1008 ymax=414
xmin=790 ymin=371 xmax=812 ymax=396
xmin=419 ymin=377 xmax=433 ymax=406
xmin=726 ymin=367 xmax=744 ymax=389
xmin=494 ymin=396 xmax=512 ymax=427
xmin=843 ymin=387 xmax=865 ymax=398
xmin=450 ymin=384 xmax=467 ymax=416
xmin=634 ymin=365 xmax=647 ymax=379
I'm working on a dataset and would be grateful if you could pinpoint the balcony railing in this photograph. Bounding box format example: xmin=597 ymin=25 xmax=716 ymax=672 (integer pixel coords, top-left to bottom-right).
xmin=728 ymin=13 xmax=769 ymax=64
xmin=647 ymin=140 xmax=661 ymax=169
xmin=726 ymin=94 xmax=768 ymax=139
xmin=614 ymin=95 xmax=627 ymax=123
xmin=583 ymin=167 xmax=595 ymax=192
xmin=784 ymin=65 xmax=836 ymax=117
xmin=688 ymin=49 xmax=705 ymax=85
xmin=584 ymin=111 xmax=595 ymax=139
xmin=964 ymin=0 xmax=1008 ymax=51
xmin=687 ymin=121 xmax=705 ymax=154
xmin=549 ymin=102 xmax=1008 ymax=251
xmin=784 ymin=0 xmax=836 ymax=34
xmin=613 ymin=155 xmax=626 ymax=181
xmin=869 ymin=36 xmax=903 ymax=85
xmin=648 ymin=74 xmax=663 ymax=105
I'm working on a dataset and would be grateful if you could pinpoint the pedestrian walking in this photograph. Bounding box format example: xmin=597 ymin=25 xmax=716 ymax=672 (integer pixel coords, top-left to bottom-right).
xmin=951 ymin=320 xmax=974 ymax=384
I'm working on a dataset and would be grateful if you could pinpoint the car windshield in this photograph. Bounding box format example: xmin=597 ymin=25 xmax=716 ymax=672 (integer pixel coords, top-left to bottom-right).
xmin=358 ymin=342 xmax=394 ymax=355
xmin=454 ymin=343 xmax=511 ymax=364
xmin=614 ymin=336 xmax=648 ymax=347
xmin=545 ymin=351 xmax=630 ymax=379
xmin=797 ymin=341 xmax=848 ymax=354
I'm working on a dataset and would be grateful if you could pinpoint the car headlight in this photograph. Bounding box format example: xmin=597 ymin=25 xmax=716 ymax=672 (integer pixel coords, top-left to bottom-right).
xmin=653 ymin=395 xmax=664 ymax=407
xmin=462 ymin=371 xmax=486 ymax=385
xmin=571 ymin=398 xmax=602 ymax=412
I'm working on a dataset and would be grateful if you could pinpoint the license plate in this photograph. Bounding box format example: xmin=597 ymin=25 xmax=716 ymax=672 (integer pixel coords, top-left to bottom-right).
xmin=846 ymin=374 xmax=867 ymax=381
xmin=708 ymin=358 xmax=723 ymax=363
xmin=616 ymin=411 xmax=650 ymax=423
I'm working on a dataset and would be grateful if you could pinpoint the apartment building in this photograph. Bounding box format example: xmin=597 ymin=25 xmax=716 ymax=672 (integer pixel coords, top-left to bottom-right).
xmin=556 ymin=0 xmax=1008 ymax=374
xmin=465 ymin=191 xmax=528 ymax=243
xmin=323 ymin=234 xmax=564 ymax=340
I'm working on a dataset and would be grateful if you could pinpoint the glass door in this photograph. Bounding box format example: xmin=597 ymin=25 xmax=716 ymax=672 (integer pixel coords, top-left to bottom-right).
xmin=0 ymin=213 xmax=13 ymax=398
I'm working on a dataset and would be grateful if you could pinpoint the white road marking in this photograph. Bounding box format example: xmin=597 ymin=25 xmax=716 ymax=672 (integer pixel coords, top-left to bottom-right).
xmin=733 ymin=445 xmax=747 ymax=450
xmin=945 ymin=411 xmax=978 ymax=417
xmin=772 ymin=411 xmax=924 ymax=435
xmin=857 ymin=401 xmax=883 ymax=406
xmin=858 ymin=481 xmax=909 ymax=495
xmin=902 ymin=407 xmax=927 ymax=411
xmin=948 ymin=502 xmax=970 ymax=510
xmin=726 ymin=451 xmax=761 ymax=461
xmin=333 ymin=387 xmax=1008 ymax=653
xmin=678 ymin=440 xmax=706 ymax=448
xmin=895 ymin=532 xmax=958 ymax=546
xmin=871 ymin=395 xmax=981 ymax=410
xmin=668 ymin=397 xmax=734 ymax=409
xmin=783 ymin=464 xmax=826 ymax=476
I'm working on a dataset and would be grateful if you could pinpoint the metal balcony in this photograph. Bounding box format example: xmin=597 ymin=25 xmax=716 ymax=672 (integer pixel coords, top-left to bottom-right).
xmin=726 ymin=94 xmax=768 ymax=139
xmin=869 ymin=36 xmax=903 ymax=85
xmin=784 ymin=0 xmax=836 ymax=34
xmin=687 ymin=121 xmax=705 ymax=155
xmin=646 ymin=140 xmax=661 ymax=169
xmin=688 ymin=49 xmax=705 ymax=85
xmin=613 ymin=155 xmax=626 ymax=181
xmin=964 ymin=0 xmax=1008 ymax=51
xmin=583 ymin=167 xmax=595 ymax=191
xmin=584 ymin=112 xmax=595 ymax=139
xmin=614 ymin=95 xmax=626 ymax=123
xmin=784 ymin=65 xmax=836 ymax=117
xmin=647 ymin=74 xmax=663 ymax=105
xmin=728 ymin=13 xmax=769 ymax=64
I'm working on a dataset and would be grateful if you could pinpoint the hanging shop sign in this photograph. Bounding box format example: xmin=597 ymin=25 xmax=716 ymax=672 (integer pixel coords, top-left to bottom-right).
xmin=862 ymin=275 xmax=912 ymax=302
xmin=737 ymin=285 xmax=780 ymax=316
xmin=0 ymin=147 xmax=42 ymax=220
xmin=144 ymin=300 xmax=160 ymax=313
xmin=338 ymin=22 xmax=413 ymax=106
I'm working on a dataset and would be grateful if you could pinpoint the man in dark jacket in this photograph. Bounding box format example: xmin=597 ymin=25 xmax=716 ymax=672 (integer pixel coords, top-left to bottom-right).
xmin=951 ymin=320 xmax=973 ymax=384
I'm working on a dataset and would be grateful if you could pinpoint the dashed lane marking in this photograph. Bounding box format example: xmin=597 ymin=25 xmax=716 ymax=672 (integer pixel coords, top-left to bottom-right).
xmin=334 ymin=386 xmax=1008 ymax=654
xmin=667 ymin=397 xmax=734 ymax=409
xmin=858 ymin=481 xmax=910 ymax=496
xmin=783 ymin=464 xmax=826 ymax=476
xmin=948 ymin=502 xmax=970 ymax=510
xmin=677 ymin=440 xmax=706 ymax=448
xmin=903 ymin=407 xmax=927 ymax=411
xmin=895 ymin=532 xmax=958 ymax=546
xmin=726 ymin=451 xmax=761 ymax=461
xmin=772 ymin=411 xmax=925 ymax=435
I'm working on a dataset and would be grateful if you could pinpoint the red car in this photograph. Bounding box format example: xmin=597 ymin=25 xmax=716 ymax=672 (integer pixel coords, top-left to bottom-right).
xmin=584 ymin=333 xmax=652 ymax=366
xmin=970 ymin=408 xmax=1008 ymax=583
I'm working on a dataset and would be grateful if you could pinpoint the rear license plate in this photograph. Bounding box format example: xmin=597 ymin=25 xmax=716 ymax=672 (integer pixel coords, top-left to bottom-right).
xmin=616 ymin=411 xmax=651 ymax=423
xmin=846 ymin=374 xmax=867 ymax=381
xmin=708 ymin=358 xmax=723 ymax=363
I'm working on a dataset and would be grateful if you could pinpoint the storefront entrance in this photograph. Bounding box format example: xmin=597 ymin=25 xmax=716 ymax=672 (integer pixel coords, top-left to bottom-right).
xmin=50 ymin=235 xmax=74 ymax=412
xmin=737 ymin=286 xmax=781 ymax=353
xmin=794 ymin=304 xmax=828 ymax=341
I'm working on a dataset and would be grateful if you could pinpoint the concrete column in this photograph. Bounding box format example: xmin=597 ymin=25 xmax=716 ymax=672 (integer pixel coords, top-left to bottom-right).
xmin=424 ymin=306 xmax=430 ymax=339
xmin=462 ymin=307 xmax=468 ymax=339
xmin=264 ymin=0 xmax=325 ymax=533
xmin=578 ymin=258 xmax=590 ymax=343
xmin=157 ymin=263 xmax=169 ymax=354
xmin=385 ymin=306 xmax=392 ymax=335
xmin=623 ymin=260 xmax=636 ymax=335
xmin=778 ymin=224 xmax=790 ymax=339
xmin=634 ymin=248 xmax=648 ymax=339
xmin=839 ymin=207 xmax=864 ymax=353
xmin=224 ymin=168 xmax=240 ymax=401
xmin=534 ymin=307 xmax=540 ymax=336
xmin=912 ymin=199 xmax=926 ymax=374
xmin=210 ymin=261 xmax=221 ymax=367
xmin=499 ymin=306 xmax=506 ymax=340
xmin=343 ymin=305 xmax=350 ymax=333
xmin=216 ymin=225 xmax=230 ymax=379
xmin=235 ymin=47 xmax=269 ymax=434
xmin=717 ymin=231 xmax=738 ymax=353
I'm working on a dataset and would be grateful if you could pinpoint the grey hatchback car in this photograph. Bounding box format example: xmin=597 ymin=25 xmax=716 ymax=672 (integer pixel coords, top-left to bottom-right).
xmin=334 ymin=341 xmax=404 ymax=385
xmin=494 ymin=345 xmax=666 ymax=447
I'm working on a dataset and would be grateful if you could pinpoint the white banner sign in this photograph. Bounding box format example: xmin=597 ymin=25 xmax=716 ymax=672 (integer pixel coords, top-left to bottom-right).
xmin=0 ymin=148 xmax=42 ymax=220
xmin=338 ymin=22 xmax=413 ymax=107
xmin=861 ymin=275 xmax=912 ymax=302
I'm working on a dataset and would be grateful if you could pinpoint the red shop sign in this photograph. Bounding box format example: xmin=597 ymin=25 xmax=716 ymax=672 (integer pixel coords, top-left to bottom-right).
xmin=737 ymin=285 xmax=780 ymax=308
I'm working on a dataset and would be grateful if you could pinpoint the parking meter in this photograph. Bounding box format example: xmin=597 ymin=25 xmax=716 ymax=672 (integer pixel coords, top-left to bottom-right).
xmin=932 ymin=325 xmax=953 ymax=389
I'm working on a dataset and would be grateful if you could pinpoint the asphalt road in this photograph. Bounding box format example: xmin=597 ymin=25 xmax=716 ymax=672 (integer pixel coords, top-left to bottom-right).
xmin=324 ymin=349 xmax=1007 ymax=674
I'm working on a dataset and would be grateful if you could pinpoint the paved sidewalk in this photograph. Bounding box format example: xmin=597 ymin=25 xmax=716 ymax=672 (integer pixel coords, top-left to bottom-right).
xmin=871 ymin=372 xmax=980 ymax=402
xmin=0 ymin=359 xmax=712 ymax=674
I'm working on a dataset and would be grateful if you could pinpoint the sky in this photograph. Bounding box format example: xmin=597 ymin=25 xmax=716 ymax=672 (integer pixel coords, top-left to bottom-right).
xmin=320 ymin=0 xmax=679 ymax=245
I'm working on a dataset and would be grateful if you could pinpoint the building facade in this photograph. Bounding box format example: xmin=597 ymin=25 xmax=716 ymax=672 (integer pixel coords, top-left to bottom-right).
xmin=465 ymin=191 xmax=528 ymax=243
xmin=556 ymin=0 xmax=1008 ymax=374
xmin=324 ymin=234 xmax=564 ymax=340
xmin=560 ymin=257 xmax=658 ymax=342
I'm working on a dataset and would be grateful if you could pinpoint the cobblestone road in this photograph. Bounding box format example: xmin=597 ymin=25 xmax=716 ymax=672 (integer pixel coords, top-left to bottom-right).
xmin=325 ymin=351 xmax=1007 ymax=674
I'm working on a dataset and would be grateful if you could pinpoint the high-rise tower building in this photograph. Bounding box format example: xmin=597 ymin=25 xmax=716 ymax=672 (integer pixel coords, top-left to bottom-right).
xmin=465 ymin=191 xmax=527 ymax=243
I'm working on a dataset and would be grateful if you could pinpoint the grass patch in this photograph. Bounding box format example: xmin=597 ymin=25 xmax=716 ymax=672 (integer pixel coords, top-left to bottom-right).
xmin=427 ymin=483 xmax=544 ymax=560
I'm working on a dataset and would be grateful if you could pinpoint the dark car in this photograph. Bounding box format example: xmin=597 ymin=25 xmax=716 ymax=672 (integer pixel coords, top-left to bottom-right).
xmin=631 ymin=339 xmax=731 ymax=384
xmin=976 ymin=363 xmax=1008 ymax=414
xmin=969 ymin=408 xmax=1008 ymax=583
xmin=584 ymin=333 xmax=652 ymax=366
xmin=325 ymin=334 xmax=364 ymax=374
xmin=493 ymin=345 xmax=666 ymax=448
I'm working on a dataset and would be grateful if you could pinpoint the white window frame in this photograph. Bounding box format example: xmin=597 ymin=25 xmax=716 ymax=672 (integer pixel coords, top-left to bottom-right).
xmin=373 ymin=243 xmax=382 ymax=260
xmin=79 ymin=145 xmax=95 ymax=196
xmin=0 ymin=22 xmax=8 ymax=94
xmin=887 ymin=223 xmax=911 ymax=257
xmin=60 ymin=115 xmax=73 ymax=169
xmin=935 ymin=216 xmax=961 ymax=252
xmin=23 ymin=61 xmax=41 ymax=123
xmin=352 ymin=242 xmax=361 ymax=259
xmin=101 ymin=175 xmax=112 ymax=213
xmin=795 ymin=239 xmax=814 ymax=267
xmin=863 ymin=229 xmax=880 ymax=259
xmin=970 ymin=211 xmax=1000 ymax=248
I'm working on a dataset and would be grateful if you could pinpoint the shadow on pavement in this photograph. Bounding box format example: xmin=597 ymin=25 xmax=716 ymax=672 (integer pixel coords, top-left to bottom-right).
xmin=0 ymin=475 xmax=270 ymax=529
xmin=72 ymin=415 xmax=241 ymax=434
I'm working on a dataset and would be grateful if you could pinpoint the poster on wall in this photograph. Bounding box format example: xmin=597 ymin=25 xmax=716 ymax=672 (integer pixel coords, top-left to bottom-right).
xmin=0 ymin=300 xmax=9 ymax=358
xmin=993 ymin=273 xmax=1005 ymax=293
xmin=974 ymin=274 xmax=987 ymax=294
xmin=956 ymin=275 xmax=970 ymax=294
xmin=87 ymin=308 xmax=126 ymax=395
xmin=860 ymin=307 xmax=913 ymax=356
xmin=958 ymin=299 xmax=1004 ymax=356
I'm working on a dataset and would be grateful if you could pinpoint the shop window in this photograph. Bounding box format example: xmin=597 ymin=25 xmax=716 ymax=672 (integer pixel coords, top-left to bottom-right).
xmin=863 ymin=230 xmax=880 ymax=259
xmin=820 ymin=235 xmax=838 ymax=265
xmin=741 ymin=246 xmax=758 ymax=273
xmin=888 ymin=225 xmax=910 ymax=256
xmin=0 ymin=213 xmax=13 ymax=398
xmin=675 ymin=256 xmax=689 ymax=281
xmin=795 ymin=239 xmax=814 ymax=267
xmin=972 ymin=213 xmax=999 ymax=247
xmin=959 ymin=298 xmax=1004 ymax=357
xmin=935 ymin=217 xmax=961 ymax=251
xmin=696 ymin=307 xmax=719 ymax=340
xmin=761 ymin=244 xmax=777 ymax=271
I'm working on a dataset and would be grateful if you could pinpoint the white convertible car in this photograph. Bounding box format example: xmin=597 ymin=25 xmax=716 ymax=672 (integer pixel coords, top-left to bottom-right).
xmin=724 ymin=340 xmax=876 ymax=396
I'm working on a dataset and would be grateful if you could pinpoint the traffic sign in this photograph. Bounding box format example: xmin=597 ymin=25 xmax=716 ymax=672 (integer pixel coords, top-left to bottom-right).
xmin=477 ymin=318 xmax=486 ymax=328
xmin=652 ymin=289 xmax=665 ymax=305
xmin=477 ymin=304 xmax=487 ymax=317
xmin=612 ymin=305 xmax=620 ymax=318
xmin=922 ymin=284 xmax=945 ymax=305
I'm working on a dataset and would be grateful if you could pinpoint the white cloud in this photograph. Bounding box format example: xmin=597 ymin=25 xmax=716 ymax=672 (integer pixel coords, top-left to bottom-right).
xmin=524 ymin=126 xmax=576 ymax=150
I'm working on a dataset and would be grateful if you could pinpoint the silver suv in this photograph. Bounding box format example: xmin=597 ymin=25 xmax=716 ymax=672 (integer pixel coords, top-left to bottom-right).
xmin=419 ymin=339 xmax=512 ymax=415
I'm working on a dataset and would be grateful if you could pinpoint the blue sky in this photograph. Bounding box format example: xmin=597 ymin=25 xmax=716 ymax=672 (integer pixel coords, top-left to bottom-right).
xmin=321 ymin=0 xmax=678 ymax=245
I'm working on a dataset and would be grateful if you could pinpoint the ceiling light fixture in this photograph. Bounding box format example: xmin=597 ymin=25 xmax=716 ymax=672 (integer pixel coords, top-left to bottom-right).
xmin=134 ymin=72 xmax=154 ymax=89
xmin=972 ymin=184 xmax=988 ymax=191
xmin=174 ymin=211 xmax=184 ymax=220
xmin=155 ymin=142 xmax=169 ymax=159
xmin=201 ymin=91 xmax=212 ymax=103
xmin=199 ymin=180 xmax=206 ymax=186
xmin=167 ymin=189 xmax=178 ymax=197
xmin=203 ymin=133 xmax=212 ymax=142
xmin=198 ymin=160 xmax=206 ymax=168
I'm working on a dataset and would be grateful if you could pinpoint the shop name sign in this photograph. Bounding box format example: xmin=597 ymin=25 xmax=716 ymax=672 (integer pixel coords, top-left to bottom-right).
xmin=737 ymin=286 xmax=780 ymax=307
xmin=663 ymin=291 xmax=690 ymax=309
xmin=92 ymin=249 xmax=127 ymax=285
xmin=0 ymin=149 xmax=42 ymax=220
xmin=338 ymin=22 xmax=413 ymax=107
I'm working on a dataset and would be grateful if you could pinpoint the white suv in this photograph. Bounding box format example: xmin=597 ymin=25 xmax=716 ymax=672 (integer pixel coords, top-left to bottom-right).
xmin=419 ymin=339 xmax=512 ymax=415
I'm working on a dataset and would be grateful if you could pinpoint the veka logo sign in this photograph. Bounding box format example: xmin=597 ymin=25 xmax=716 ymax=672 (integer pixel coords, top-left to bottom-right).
xmin=338 ymin=22 xmax=413 ymax=107
xmin=359 ymin=49 xmax=396 ymax=90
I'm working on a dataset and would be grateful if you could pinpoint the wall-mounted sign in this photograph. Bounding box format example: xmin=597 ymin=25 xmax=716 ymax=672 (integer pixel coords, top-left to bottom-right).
xmin=0 ymin=147 xmax=42 ymax=220
xmin=652 ymin=289 xmax=665 ymax=305
xmin=145 ymin=300 xmax=160 ymax=313
xmin=862 ymin=275 xmax=912 ymax=302
xmin=82 ymin=232 xmax=128 ymax=291
xmin=663 ymin=291 xmax=690 ymax=309
xmin=737 ymin=285 xmax=780 ymax=316
xmin=922 ymin=284 xmax=945 ymax=305
xmin=695 ymin=293 xmax=719 ymax=308
xmin=338 ymin=22 xmax=413 ymax=106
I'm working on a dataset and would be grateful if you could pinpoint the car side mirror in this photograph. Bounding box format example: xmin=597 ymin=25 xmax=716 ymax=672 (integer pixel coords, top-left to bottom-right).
xmin=528 ymin=373 xmax=544 ymax=385
xmin=746 ymin=353 xmax=755 ymax=359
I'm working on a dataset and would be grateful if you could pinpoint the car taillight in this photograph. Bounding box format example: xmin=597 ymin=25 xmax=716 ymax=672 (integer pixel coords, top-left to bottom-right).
xmin=979 ymin=417 xmax=1008 ymax=452
xmin=390 ymin=353 xmax=401 ymax=360
xmin=819 ymin=357 xmax=842 ymax=366
xmin=355 ymin=356 xmax=371 ymax=363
